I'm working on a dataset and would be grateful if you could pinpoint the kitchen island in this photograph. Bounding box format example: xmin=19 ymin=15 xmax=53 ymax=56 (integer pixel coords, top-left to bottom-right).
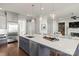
xmin=19 ymin=34 xmax=79 ymax=56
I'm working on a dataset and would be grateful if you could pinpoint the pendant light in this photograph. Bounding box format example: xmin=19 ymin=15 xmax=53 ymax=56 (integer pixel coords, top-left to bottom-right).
xmin=50 ymin=8 xmax=56 ymax=20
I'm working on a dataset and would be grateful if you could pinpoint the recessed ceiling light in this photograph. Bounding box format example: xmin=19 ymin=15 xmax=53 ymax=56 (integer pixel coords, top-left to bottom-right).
xmin=0 ymin=8 xmax=2 ymax=10
xmin=41 ymin=8 xmax=44 ymax=10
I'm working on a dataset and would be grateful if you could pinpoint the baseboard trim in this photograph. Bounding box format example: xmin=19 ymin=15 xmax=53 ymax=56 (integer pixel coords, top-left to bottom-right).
xmin=8 ymin=40 xmax=17 ymax=44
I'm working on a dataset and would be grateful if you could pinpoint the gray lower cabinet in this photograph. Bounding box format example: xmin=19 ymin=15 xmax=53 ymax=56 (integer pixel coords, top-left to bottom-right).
xmin=29 ymin=41 xmax=39 ymax=56
xmin=38 ymin=44 xmax=50 ymax=56
xmin=19 ymin=36 xmax=30 ymax=54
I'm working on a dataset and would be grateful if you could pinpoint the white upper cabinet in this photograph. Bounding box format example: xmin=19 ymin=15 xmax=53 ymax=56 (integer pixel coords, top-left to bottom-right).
xmin=18 ymin=15 xmax=26 ymax=35
xmin=7 ymin=11 xmax=18 ymax=22
xmin=0 ymin=11 xmax=6 ymax=29
xmin=47 ymin=18 xmax=53 ymax=34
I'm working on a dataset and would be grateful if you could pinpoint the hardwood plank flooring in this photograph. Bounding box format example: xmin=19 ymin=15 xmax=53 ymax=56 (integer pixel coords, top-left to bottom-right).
xmin=0 ymin=44 xmax=7 ymax=56
xmin=0 ymin=42 xmax=29 ymax=56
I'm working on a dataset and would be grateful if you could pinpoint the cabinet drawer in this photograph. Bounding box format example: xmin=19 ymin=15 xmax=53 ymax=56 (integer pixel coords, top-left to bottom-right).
xmin=19 ymin=36 xmax=30 ymax=53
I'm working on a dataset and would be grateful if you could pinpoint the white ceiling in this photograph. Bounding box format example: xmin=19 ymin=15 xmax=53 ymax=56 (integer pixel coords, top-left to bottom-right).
xmin=0 ymin=3 xmax=79 ymax=19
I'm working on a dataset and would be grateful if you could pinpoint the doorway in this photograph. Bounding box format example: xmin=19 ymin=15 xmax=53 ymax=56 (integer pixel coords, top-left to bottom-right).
xmin=58 ymin=22 xmax=65 ymax=35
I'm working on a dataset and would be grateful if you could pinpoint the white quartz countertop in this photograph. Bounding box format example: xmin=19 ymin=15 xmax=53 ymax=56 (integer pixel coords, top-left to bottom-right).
xmin=20 ymin=34 xmax=79 ymax=55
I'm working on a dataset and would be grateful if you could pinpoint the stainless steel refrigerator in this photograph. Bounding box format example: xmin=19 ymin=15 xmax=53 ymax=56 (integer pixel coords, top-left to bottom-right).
xmin=7 ymin=22 xmax=18 ymax=42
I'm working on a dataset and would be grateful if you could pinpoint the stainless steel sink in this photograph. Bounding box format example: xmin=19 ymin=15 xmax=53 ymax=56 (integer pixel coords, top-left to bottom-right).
xmin=43 ymin=36 xmax=59 ymax=41
xmin=26 ymin=36 xmax=34 ymax=38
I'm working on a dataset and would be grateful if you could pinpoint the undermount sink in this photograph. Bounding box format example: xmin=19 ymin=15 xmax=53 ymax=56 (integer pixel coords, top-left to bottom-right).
xmin=43 ymin=36 xmax=59 ymax=41
xmin=26 ymin=36 xmax=34 ymax=38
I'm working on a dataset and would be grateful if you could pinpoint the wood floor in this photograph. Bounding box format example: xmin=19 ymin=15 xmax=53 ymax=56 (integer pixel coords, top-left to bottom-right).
xmin=0 ymin=42 xmax=29 ymax=56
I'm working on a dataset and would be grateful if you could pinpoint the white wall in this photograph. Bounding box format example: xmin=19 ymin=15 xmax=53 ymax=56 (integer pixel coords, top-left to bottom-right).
xmin=38 ymin=16 xmax=58 ymax=35
xmin=35 ymin=18 xmax=40 ymax=34
xmin=52 ymin=19 xmax=58 ymax=34
xmin=26 ymin=19 xmax=35 ymax=35
xmin=39 ymin=16 xmax=48 ymax=35
xmin=31 ymin=19 xmax=35 ymax=34
xmin=18 ymin=16 xmax=26 ymax=35
xmin=47 ymin=18 xmax=53 ymax=34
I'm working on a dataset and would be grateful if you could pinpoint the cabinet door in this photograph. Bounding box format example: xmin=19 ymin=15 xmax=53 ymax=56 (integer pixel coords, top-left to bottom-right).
xmin=29 ymin=41 xmax=38 ymax=56
xmin=23 ymin=38 xmax=29 ymax=53
xmin=19 ymin=36 xmax=29 ymax=53
xmin=38 ymin=44 xmax=50 ymax=56
xmin=19 ymin=36 xmax=23 ymax=48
